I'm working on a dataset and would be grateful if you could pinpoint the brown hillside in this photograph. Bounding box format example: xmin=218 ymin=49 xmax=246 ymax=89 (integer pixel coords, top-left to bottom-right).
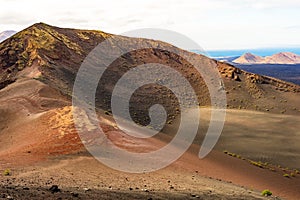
xmin=1 ymin=23 xmax=300 ymax=200
xmin=1 ymin=23 xmax=299 ymax=123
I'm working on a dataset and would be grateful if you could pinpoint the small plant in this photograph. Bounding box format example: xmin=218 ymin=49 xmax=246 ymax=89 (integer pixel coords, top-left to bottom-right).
xmin=167 ymin=120 xmax=173 ymax=124
xmin=283 ymin=173 xmax=290 ymax=178
xmin=290 ymin=173 xmax=295 ymax=177
xmin=250 ymin=161 xmax=264 ymax=168
xmin=261 ymin=189 xmax=272 ymax=197
xmin=228 ymin=152 xmax=237 ymax=157
xmin=269 ymin=168 xmax=276 ymax=172
xmin=281 ymin=110 xmax=286 ymax=114
xmin=3 ymin=169 xmax=11 ymax=176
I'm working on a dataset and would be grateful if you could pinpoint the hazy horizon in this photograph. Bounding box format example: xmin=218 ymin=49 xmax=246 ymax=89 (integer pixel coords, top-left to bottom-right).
xmin=1 ymin=0 xmax=300 ymax=50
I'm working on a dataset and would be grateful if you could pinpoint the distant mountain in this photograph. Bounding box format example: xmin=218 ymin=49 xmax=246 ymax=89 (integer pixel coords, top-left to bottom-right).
xmin=232 ymin=53 xmax=263 ymax=64
xmin=264 ymin=52 xmax=300 ymax=64
xmin=0 ymin=30 xmax=16 ymax=42
xmin=233 ymin=52 xmax=300 ymax=64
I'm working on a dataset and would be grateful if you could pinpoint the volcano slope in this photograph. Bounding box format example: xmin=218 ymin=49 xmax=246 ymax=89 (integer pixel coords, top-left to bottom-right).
xmin=0 ymin=23 xmax=300 ymax=200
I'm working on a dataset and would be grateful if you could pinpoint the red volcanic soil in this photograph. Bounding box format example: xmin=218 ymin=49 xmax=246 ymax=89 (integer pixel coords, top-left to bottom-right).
xmin=0 ymin=79 xmax=299 ymax=200
xmin=1 ymin=23 xmax=300 ymax=199
xmin=0 ymin=79 xmax=81 ymax=165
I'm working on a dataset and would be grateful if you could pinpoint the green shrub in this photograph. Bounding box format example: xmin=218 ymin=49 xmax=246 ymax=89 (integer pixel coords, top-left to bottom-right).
xmin=269 ymin=168 xmax=276 ymax=172
xmin=3 ymin=169 xmax=11 ymax=176
xmin=290 ymin=173 xmax=295 ymax=177
xmin=167 ymin=120 xmax=173 ymax=124
xmin=261 ymin=189 xmax=272 ymax=196
xmin=283 ymin=173 xmax=290 ymax=178
xmin=228 ymin=152 xmax=237 ymax=157
xmin=250 ymin=161 xmax=264 ymax=168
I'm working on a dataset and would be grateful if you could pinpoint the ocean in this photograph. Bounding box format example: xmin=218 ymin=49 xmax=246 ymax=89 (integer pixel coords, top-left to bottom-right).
xmin=192 ymin=48 xmax=300 ymax=58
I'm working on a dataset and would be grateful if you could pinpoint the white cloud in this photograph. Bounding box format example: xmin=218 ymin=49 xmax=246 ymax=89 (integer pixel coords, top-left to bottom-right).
xmin=213 ymin=0 xmax=300 ymax=9
xmin=0 ymin=0 xmax=299 ymax=49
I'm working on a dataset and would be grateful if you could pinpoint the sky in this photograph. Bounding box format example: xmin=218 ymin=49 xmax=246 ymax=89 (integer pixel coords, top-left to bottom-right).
xmin=0 ymin=0 xmax=300 ymax=50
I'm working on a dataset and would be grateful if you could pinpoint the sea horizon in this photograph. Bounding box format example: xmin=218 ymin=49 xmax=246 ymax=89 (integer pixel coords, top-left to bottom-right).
xmin=192 ymin=47 xmax=300 ymax=58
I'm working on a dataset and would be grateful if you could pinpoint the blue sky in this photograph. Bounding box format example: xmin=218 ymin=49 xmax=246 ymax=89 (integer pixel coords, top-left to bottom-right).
xmin=0 ymin=0 xmax=300 ymax=50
